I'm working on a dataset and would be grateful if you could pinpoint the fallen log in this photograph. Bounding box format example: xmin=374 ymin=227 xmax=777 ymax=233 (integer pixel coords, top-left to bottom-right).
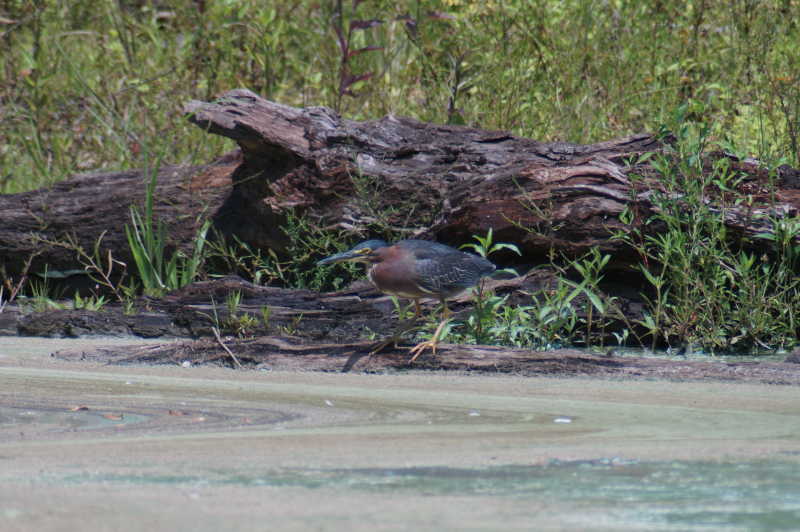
xmin=183 ymin=89 xmax=800 ymax=269
xmin=51 ymin=336 xmax=800 ymax=386
xmin=3 ymin=89 xmax=799 ymax=283
xmin=0 ymin=155 xmax=237 ymax=283
xmin=7 ymin=270 xmax=622 ymax=343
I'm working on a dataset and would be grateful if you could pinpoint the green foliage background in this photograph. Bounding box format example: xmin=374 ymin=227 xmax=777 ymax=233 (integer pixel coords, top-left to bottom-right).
xmin=2 ymin=0 xmax=799 ymax=193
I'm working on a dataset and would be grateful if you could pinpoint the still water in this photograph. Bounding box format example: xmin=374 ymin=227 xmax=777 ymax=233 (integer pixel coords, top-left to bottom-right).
xmin=1 ymin=336 xmax=799 ymax=531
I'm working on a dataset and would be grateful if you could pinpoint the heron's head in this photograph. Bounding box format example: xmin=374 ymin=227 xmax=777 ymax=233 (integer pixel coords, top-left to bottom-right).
xmin=316 ymin=240 xmax=389 ymax=266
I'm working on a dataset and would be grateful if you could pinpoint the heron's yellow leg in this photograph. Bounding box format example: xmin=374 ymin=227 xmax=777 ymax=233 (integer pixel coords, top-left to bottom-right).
xmin=408 ymin=318 xmax=450 ymax=363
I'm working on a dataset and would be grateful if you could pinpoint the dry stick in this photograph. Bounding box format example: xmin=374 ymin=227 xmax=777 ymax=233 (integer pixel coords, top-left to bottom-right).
xmin=212 ymin=327 xmax=243 ymax=369
xmin=0 ymin=252 xmax=38 ymax=313
xmin=33 ymin=233 xmax=128 ymax=302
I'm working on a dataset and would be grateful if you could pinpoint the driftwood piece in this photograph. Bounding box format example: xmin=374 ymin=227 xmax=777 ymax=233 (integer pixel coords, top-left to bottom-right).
xmin=52 ymin=336 xmax=800 ymax=386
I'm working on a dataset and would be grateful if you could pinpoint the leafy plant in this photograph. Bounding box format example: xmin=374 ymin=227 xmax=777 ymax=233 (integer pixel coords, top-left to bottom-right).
xmin=125 ymin=165 xmax=211 ymax=296
xmin=566 ymin=247 xmax=613 ymax=347
xmin=460 ymin=228 xmax=520 ymax=259
xmin=34 ymin=232 xmax=130 ymax=305
xmin=0 ymin=253 xmax=37 ymax=314
xmin=390 ymin=295 xmax=418 ymax=322
xmin=72 ymin=292 xmax=107 ymax=311
xmin=330 ymin=0 xmax=384 ymax=113
xmin=19 ymin=266 xmax=64 ymax=313
xmin=492 ymin=277 xmax=583 ymax=350
xmin=259 ymin=305 xmax=272 ymax=329
xmin=613 ymin=104 xmax=800 ymax=352
xmin=456 ymin=229 xmax=521 ymax=344
xmin=281 ymin=313 xmax=304 ymax=336
xmin=205 ymin=293 xmax=259 ymax=338
xmin=281 ymin=210 xmax=366 ymax=291
xmin=216 ymin=291 xmax=260 ymax=337
xmin=208 ymin=209 xmax=358 ymax=292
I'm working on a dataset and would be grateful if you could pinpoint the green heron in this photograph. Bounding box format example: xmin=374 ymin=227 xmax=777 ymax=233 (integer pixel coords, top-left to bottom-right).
xmin=317 ymin=239 xmax=496 ymax=360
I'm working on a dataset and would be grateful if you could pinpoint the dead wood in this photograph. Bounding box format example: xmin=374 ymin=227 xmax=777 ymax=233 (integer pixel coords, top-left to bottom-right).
xmin=0 ymin=155 xmax=237 ymax=284
xmin=3 ymin=268 xmax=643 ymax=344
xmin=1 ymin=272 xmax=794 ymax=384
xmin=184 ymin=89 xmax=800 ymax=270
xmin=3 ymin=89 xmax=800 ymax=284
xmin=52 ymin=336 xmax=800 ymax=386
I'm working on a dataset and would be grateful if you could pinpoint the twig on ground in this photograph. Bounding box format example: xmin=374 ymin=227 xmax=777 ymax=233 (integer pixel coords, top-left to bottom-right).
xmin=212 ymin=326 xmax=243 ymax=369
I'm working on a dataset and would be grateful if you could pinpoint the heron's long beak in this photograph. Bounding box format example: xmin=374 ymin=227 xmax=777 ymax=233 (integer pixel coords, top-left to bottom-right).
xmin=317 ymin=249 xmax=365 ymax=266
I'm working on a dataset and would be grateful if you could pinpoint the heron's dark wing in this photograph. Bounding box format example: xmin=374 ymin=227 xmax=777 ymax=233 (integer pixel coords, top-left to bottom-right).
xmin=412 ymin=251 xmax=495 ymax=296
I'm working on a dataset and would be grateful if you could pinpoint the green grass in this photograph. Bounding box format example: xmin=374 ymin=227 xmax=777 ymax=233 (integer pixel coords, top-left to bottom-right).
xmin=124 ymin=151 xmax=211 ymax=297
xmin=3 ymin=1 xmax=800 ymax=352
xmin=2 ymin=1 xmax=799 ymax=193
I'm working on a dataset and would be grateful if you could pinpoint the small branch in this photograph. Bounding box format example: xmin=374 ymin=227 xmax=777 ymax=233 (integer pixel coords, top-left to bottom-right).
xmin=0 ymin=252 xmax=38 ymax=313
xmin=212 ymin=326 xmax=243 ymax=369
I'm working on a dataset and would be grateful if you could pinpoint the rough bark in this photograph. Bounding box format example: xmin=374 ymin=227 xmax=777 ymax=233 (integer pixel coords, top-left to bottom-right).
xmin=0 ymin=155 xmax=237 ymax=284
xmin=184 ymin=89 xmax=800 ymax=269
xmin=184 ymin=91 xmax=664 ymax=263
xmin=3 ymin=89 xmax=800 ymax=283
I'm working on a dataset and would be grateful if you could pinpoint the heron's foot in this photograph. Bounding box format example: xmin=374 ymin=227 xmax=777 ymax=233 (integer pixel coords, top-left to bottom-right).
xmin=407 ymin=318 xmax=450 ymax=363
xmin=408 ymin=338 xmax=438 ymax=362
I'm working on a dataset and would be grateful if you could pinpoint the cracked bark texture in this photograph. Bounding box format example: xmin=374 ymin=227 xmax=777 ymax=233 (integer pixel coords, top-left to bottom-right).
xmin=3 ymin=88 xmax=800 ymax=282
xmin=184 ymin=89 xmax=800 ymax=270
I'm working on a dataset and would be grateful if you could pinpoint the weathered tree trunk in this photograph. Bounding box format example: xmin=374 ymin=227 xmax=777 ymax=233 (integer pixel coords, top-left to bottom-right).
xmin=2 ymin=88 xmax=800 ymax=282
xmin=183 ymin=89 xmax=800 ymax=269
xmin=183 ymin=91 xmax=665 ymax=265
xmin=0 ymin=156 xmax=237 ymax=283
